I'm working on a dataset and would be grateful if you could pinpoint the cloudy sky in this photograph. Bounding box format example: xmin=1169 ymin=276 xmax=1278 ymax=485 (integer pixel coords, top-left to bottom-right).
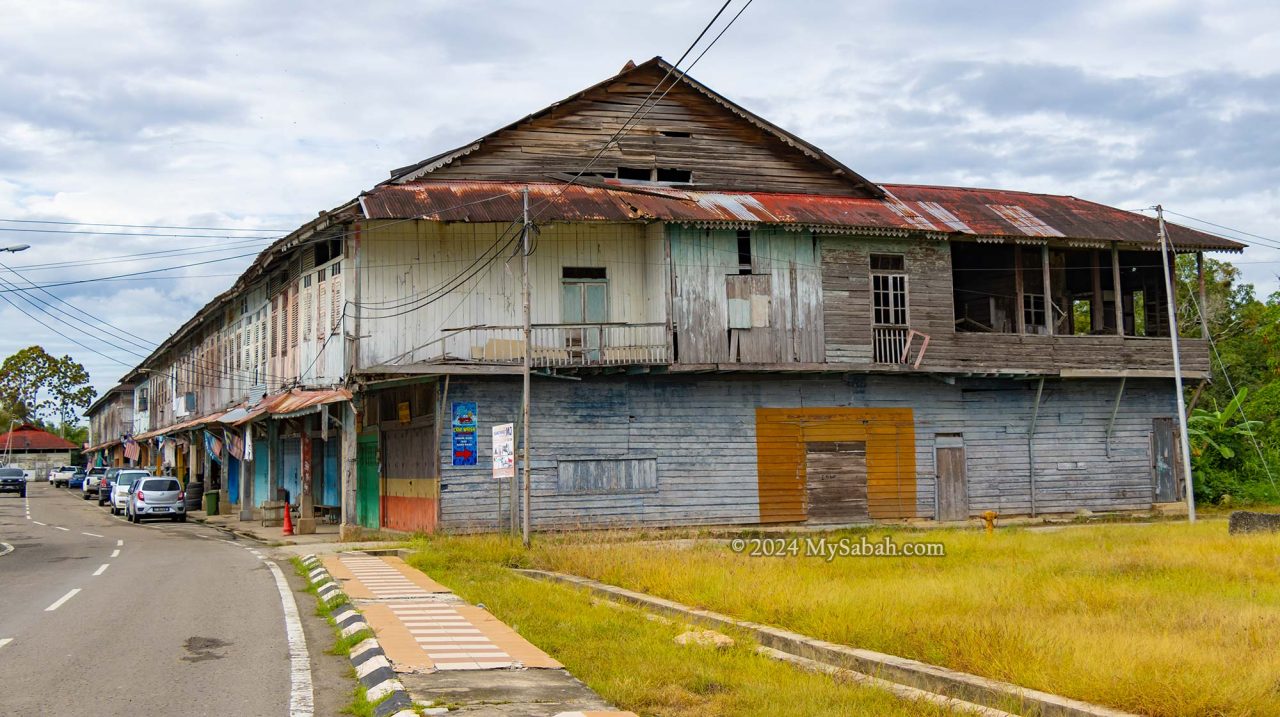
xmin=1 ymin=0 xmax=1277 ymax=404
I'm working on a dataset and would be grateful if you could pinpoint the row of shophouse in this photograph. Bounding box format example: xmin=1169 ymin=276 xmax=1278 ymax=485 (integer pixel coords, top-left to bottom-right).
xmin=84 ymin=58 xmax=1240 ymax=536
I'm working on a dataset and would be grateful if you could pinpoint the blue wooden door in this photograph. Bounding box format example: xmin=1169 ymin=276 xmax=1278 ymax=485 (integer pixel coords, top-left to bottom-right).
xmin=254 ymin=450 xmax=269 ymax=508
xmin=227 ymin=457 xmax=240 ymax=505
xmin=280 ymin=438 xmax=301 ymax=504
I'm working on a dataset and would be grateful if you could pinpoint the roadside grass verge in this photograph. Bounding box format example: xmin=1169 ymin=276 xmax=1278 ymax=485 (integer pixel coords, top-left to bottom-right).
xmin=462 ymin=521 xmax=1278 ymax=717
xmin=403 ymin=536 xmax=950 ymax=717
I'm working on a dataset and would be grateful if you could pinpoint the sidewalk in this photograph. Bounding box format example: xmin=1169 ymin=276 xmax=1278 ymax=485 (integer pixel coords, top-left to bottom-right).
xmin=190 ymin=510 xmax=342 ymax=546
xmin=328 ymin=551 xmax=634 ymax=717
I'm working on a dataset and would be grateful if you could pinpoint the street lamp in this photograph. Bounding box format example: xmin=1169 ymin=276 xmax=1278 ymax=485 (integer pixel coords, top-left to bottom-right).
xmin=0 ymin=245 xmax=29 ymax=253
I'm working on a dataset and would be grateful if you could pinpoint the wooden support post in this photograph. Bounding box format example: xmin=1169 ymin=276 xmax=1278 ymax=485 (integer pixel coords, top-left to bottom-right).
xmin=1014 ymin=245 xmax=1026 ymax=335
xmin=1091 ymin=250 xmax=1104 ymax=333
xmin=1041 ymin=244 xmax=1053 ymax=335
xmin=1111 ymin=244 xmax=1124 ymax=336
xmin=1197 ymin=251 xmax=1209 ymax=338
xmin=339 ymin=401 xmax=358 ymax=539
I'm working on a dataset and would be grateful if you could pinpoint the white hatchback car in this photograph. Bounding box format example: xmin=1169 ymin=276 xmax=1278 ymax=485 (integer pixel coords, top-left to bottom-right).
xmin=109 ymin=469 xmax=151 ymax=516
xmin=125 ymin=477 xmax=187 ymax=523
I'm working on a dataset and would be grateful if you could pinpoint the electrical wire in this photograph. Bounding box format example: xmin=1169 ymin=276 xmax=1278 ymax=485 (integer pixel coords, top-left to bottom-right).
xmin=0 ymin=251 xmax=263 ymax=293
xmin=0 ymin=217 xmax=293 ymax=232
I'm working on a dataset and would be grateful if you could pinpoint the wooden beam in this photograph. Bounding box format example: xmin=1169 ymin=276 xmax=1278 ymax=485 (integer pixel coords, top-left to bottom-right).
xmin=1014 ymin=245 xmax=1026 ymax=335
xmin=1041 ymin=244 xmax=1053 ymax=336
xmin=1197 ymin=251 xmax=1209 ymax=339
xmin=1111 ymin=244 xmax=1124 ymax=336
xmin=1091 ymin=250 xmax=1104 ymax=333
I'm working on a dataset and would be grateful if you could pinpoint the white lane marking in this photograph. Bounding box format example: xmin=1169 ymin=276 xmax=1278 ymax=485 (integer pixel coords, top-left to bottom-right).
xmin=45 ymin=588 xmax=81 ymax=612
xmin=0 ymin=542 xmax=12 ymax=557
xmin=82 ymin=532 xmax=103 ymax=538
xmin=264 ymin=560 xmax=314 ymax=717
xmin=33 ymin=521 xmax=46 ymax=526
xmin=116 ymin=539 xmax=124 ymax=546
xmin=0 ymin=638 xmax=11 ymax=650
xmin=93 ymin=564 xmax=109 ymax=576
xmin=110 ymin=549 xmax=120 ymax=558
xmin=54 ymin=526 xmax=69 ymax=531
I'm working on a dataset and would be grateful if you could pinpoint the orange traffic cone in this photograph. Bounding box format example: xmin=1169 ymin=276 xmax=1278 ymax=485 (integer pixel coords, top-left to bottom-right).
xmin=282 ymin=504 xmax=294 ymax=536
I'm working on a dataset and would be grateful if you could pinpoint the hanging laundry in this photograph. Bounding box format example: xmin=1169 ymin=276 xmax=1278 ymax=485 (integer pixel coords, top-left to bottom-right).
xmin=204 ymin=430 xmax=223 ymax=464
xmin=225 ymin=429 xmax=245 ymax=461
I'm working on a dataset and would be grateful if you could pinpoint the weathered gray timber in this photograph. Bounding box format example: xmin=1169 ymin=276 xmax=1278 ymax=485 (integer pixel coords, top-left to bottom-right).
xmin=435 ymin=374 xmax=1177 ymax=530
xmin=1228 ymin=511 xmax=1280 ymax=534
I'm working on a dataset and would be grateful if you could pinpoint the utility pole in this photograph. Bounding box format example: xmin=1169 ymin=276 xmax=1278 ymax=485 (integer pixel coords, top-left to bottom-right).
xmin=1157 ymin=205 xmax=1196 ymax=522
xmin=520 ymin=187 xmax=532 ymax=546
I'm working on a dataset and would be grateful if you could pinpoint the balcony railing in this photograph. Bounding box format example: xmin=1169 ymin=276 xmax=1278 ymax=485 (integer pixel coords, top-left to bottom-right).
xmin=872 ymin=326 xmax=909 ymax=364
xmin=436 ymin=323 xmax=669 ymax=367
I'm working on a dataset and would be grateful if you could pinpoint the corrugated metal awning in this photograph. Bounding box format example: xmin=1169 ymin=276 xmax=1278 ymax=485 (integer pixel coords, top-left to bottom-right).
xmin=359 ymin=180 xmax=1243 ymax=252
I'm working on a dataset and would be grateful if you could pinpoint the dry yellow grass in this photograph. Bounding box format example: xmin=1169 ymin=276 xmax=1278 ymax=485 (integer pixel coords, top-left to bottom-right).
xmin=404 ymin=535 xmax=954 ymax=717
xmin=524 ymin=522 xmax=1280 ymax=717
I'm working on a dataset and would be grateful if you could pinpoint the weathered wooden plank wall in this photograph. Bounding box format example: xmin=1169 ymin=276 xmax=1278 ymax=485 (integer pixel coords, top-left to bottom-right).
xmin=671 ymin=227 xmax=824 ymax=364
xmin=819 ymin=235 xmax=1211 ymax=375
xmin=432 ymin=374 xmax=1178 ymax=531
xmin=419 ymin=64 xmax=862 ymax=195
xmin=357 ymin=220 xmax=666 ymax=369
xmin=822 ymin=236 xmax=954 ymax=363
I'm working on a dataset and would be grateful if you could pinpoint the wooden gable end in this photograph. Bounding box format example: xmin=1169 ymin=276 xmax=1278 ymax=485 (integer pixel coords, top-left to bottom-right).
xmin=418 ymin=65 xmax=870 ymax=196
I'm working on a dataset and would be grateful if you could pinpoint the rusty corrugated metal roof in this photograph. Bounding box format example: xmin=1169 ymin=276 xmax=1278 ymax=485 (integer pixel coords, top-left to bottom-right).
xmin=229 ymin=388 xmax=352 ymax=426
xmin=359 ymin=180 xmax=1241 ymax=251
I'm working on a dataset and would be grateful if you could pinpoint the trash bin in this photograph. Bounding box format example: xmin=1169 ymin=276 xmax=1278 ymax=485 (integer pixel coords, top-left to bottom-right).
xmin=204 ymin=491 xmax=219 ymax=516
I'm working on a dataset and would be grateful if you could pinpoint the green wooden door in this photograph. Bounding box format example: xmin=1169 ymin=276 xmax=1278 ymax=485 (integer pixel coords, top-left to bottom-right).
xmin=356 ymin=433 xmax=380 ymax=529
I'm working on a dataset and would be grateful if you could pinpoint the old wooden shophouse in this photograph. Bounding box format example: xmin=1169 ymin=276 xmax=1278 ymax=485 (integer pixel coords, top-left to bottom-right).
xmin=115 ymin=57 xmax=1240 ymax=535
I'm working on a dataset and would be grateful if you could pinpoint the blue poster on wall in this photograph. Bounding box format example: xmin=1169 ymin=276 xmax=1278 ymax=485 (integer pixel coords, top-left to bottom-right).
xmin=451 ymin=401 xmax=478 ymax=466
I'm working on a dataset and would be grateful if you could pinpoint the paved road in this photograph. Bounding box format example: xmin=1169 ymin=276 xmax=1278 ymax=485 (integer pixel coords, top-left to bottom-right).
xmin=0 ymin=480 xmax=348 ymax=716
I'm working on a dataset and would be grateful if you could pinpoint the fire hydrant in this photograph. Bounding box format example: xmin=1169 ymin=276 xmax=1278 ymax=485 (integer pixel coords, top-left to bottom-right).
xmin=981 ymin=510 xmax=999 ymax=534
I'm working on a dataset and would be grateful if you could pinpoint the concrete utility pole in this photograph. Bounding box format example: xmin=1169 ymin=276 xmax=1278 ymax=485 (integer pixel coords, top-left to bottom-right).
xmin=1157 ymin=205 xmax=1197 ymax=522
xmin=520 ymin=187 xmax=532 ymax=546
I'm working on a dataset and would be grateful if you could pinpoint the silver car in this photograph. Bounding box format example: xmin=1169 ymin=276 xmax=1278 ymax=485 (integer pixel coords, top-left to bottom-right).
xmin=125 ymin=477 xmax=187 ymax=523
xmin=109 ymin=469 xmax=150 ymax=515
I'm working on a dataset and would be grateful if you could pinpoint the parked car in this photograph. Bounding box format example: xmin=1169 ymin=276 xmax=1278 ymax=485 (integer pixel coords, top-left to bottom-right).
xmin=0 ymin=467 xmax=25 ymax=498
xmin=106 ymin=469 xmax=149 ymax=514
xmin=125 ymin=477 xmax=187 ymax=523
xmin=82 ymin=466 xmax=108 ymax=500
xmin=96 ymin=468 xmax=121 ymax=505
xmin=67 ymin=469 xmax=86 ymax=490
xmin=49 ymin=465 xmax=76 ymax=486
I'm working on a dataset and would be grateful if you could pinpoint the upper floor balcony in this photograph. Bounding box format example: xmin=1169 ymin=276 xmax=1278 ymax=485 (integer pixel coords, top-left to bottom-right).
xmin=433 ymin=322 xmax=669 ymax=369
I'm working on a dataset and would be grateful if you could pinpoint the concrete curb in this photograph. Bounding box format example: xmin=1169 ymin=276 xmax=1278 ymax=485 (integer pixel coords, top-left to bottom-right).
xmin=299 ymin=554 xmax=433 ymax=717
xmin=516 ymin=569 xmax=1140 ymax=717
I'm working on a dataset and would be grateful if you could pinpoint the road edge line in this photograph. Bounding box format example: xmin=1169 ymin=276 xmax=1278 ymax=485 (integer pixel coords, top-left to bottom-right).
xmin=265 ymin=558 xmax=315 ymax=717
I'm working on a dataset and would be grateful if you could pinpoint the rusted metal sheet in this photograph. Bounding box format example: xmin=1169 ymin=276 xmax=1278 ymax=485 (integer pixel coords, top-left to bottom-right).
xmin=226 ymin=388 xmax=352 ymax=426
xmin=360 ymin=180 xmax=1242 ymax=251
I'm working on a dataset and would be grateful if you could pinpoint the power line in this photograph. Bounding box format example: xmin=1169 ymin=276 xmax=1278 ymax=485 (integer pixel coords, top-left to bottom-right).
xmin=6 ymin=237 xmax=272 ymax=272
xmin=0 ymin=226 xmax=281 ymax=240
xmin=0 ymin=217 xmax=294 ymax=232
xmin=0 ymin=251 xmax=262 ymax=293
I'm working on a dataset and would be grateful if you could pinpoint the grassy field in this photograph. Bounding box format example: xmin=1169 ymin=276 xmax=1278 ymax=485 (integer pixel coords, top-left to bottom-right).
xmin=406 ymin=521 xmax=1280 ymax=717
xmin=403 ymin=536 xmax=953 ymax=717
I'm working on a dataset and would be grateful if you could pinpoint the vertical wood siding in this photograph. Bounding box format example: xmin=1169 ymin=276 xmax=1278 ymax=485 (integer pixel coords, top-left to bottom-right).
xmin=357 ymin=220 xmax=666 ymax=369
xmin=671 ymin=227 xmax=824 ymax=364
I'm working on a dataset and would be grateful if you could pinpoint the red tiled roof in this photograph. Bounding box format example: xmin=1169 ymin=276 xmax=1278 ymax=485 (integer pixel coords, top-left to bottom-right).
xmin=0 ymin=423 xmax=78 ymax=451
xmin=359 ymin=180 xmax=1242 ymax=252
